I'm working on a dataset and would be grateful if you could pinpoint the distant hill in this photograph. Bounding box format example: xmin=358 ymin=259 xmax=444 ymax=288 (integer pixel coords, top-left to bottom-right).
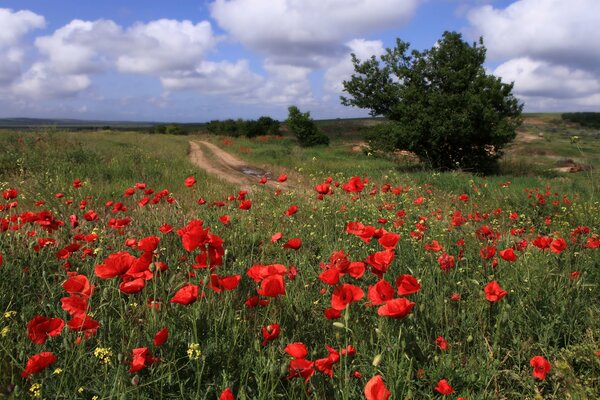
xmin=0 ymin=117 xmax=157 ymax=128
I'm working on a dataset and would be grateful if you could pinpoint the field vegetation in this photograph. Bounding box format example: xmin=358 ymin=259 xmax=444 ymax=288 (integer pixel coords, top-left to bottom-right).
xmin=0 ymin=117 xmax=599 ymax=399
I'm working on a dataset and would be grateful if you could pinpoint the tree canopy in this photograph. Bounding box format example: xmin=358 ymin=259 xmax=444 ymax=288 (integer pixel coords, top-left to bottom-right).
xmin=341 ymin=31 xmax=523 ymax=172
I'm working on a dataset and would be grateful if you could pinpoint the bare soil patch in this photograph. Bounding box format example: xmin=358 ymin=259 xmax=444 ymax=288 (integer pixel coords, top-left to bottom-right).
xmin=188 ymin=140 xmax=294 ymax=191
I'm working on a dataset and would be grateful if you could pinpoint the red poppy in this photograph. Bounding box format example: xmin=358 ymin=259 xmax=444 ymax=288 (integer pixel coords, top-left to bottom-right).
xmin=367 ymin=280 xmax=395 ymax=305
xmin=67 ymin=314 xmax=100 ymax=338
xmin=396 ymin=274 xmax=421 ymax=296
xmin=95 ymin=251 xmax=136 ymax=279
xmin=185 ymin=176 xmax=196 ymax=187
xmin=208 ymin=274 xmax=241 ymax=293
xmin=435 ymin=336 xmax=448 ymax=351
xmin=239 ymin=200 xmax=252 ymax=210
xmin=129 ymin=347 xmax=157 ymax=373
xmin=364 ymin=375 xmax=390 ymax=400
xmin=283 ymin=238 xmax=302 ymax=250
xmin=137 ymin=236 xmax=160 ymax=252
xmin=479 ymin=245 xmax=496 ymax=260
xmin=62 ymin=274 xmax=93 ymax=298
xmin=530 ymin=356 xmax=551 ymax=380
xmin=550 ymin=238 xmax=567 ymax=253
xmin=484 ymin=280 xmax=507 ymax=302
xmin=259 ymin=177 xmax=267 ymax=184
xmin=244 ymin=295 xmax=269 ymax=308
xmin=437 ymin=253 xmax=455 ymax=272
xmin=424 ymin=240 xmax=443 ymax=252
xmin=366 ymin=250 xmax=394 ymax=278
xmin=177 ymin=220 xmax=209 ymax=252
xmin=499 ymin=248 xmax=517 ymax=262
xmin=288 ymin=357 xmax=315 ymax=382
xmin=378 ymin=232 xmax=400 ymax=250
xmin=153 ymin=327 xmax=169 ymax=347
xmin=331 ymin=284 xmax=364 ymax=310
xmin=434 ymin=379 xmax=454 ymax=395
xmin=285 ymin=342 xmax=309 ymax=359
xmin=343 ymin=176 xmax=365 ymax=193
xmin=21 ymin=352 xmax=57 ymax=378
xmin=324 ymin=308 xmax=342 ymax=319
xmin=315 ymin=345 xmax=340 ymax=378
xmin=271 ymin=232 xmax=283 ymax=242
xmin=119 ymin=278 xmax=146 ymax=294
xmin=261 ymin=324 xmax=280 ymax=346
xmin=0 ymin=253 xmax=2 ymax=267
xmin=219 ymin=215 xmax=231 ymax=225
xmin=284 ymin=205 xmax=298 ymax=217
xmin=171 ymin=284 xmax=199 ymax=305
xmin=257 ymin=274 xmax=286 ymax=297
xmin=377 ymin=297 xmax=415 ymax=318
xmin=27 ymin=316 xmax=65 ymax=345
xmin=277 ymin=174 xmax=288 ymax=182
xmin=246 ymin=263 xmax=287 ymax=282
xmin=61 ymin=295 xmax=88 ymax=316
xmin=219 ymin=388 xmax=235 ymax=400
xmin=159 ymin=224 xmax=173 ymax=233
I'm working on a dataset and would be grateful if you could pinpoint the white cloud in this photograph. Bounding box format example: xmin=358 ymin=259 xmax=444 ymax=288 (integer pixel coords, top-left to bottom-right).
xmin=468 ymin=0 xmax=600 ymax=110
xmin=494 ymin=58 xmax=600 ymax=99
xmin=0 ymin=8 xmax=45 ymax=47
xmin=12 ymin=62 xmax=91 ymax=99
xmin=324 ymin=38 xmax=386 ymax=93
xmin=467 ymin=0 xmax=600 ymax=70
xmin=210 ymin=0 xmax=419 ymax=66
xmin=161 ymin=60 xmax=263 ymax=95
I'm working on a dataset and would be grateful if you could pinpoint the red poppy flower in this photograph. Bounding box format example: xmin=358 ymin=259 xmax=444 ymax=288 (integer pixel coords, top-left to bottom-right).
xmin=259 ymin=177 xmax=267 ymax=184
xmin=434 ymin=379 xmax=454 ymax=395
xmin=239 ymin=200 xmax=252 ymax=210
xmin=27 ymin=316 xmax=65 ymax=345
xmin=367 ymin=280 xmax=395 ymax=305
xmin=530 ymin=356 xmax=551 ymax=380
xmin=219 ymin=388 xmax=235 ymax=400
xmin=153 ymin=327 xmax=169 ymax=347
xmin=62 ymin=274 xmax=93 ymax=298
xmin=499 ymin=248 xmax=517 ymax=262
xmin=424 ymin=240 xmax=443 ymax=252
xmin=324 ymin=308 xmax=342 ymax=319
xmin=283 ymin=238 xmax=302 ymax=250
xmin=315 ymin=345 xmax=340 ymax=378
xmin=137 ymin=236 xmax=160 ymax=252
xmin=277 ymin=174 xmax=288 ymax=182
xmin=364 ymin=375 xmax=390 ymax=400
xmin=244 ymin=295 xmax=269 ymax=308
xmin=257 ymin=274 xmax=286 ymax=297
xmin=435 ymin=336 xmax=448 ymax=351
xmin=159 ymin=224 xmax=173 ymax=233
xmin=219 ymin=215 xmax=231 ymax=225
xmin=288 ymin=357 xmax=315 ymax=382
xmin=284 ymin=205 xmax=298 ymax=217
xmin=0 ymin=253 xmax=2 ymax=267
xmin=67 ymin=314 xmax=100 ymax=338
xmin=246 ymin=263 xmax=287 ymax=282
xmin=95 ymin=251 xmax=136 ymax=279
xmin=331 ymin=284 xmax=364 ymax=310
xmin=261 ymin=324 xmax=280 ymax=346
xmin=61 ymin=295 xmax=88 ymax=317
xmin=171 ymin=284 xmax=199 ymax=305
xmin=377 ymin=297 xmax=415 ymax=318
xmin=119 ymin=278 xmax=146 ymax=294
xmin=366 ymin=250 xmax=394 ymax=278
xmin=208 ymin=274 xmax=241 ymax=293
xmin=437 ymin=253 xmax=455 ymax=272
xmin=396 ymin=274 xmax=421 ymax=295
xmin=129 ymin=347 xmax=157 ymax=373
xmin=343 ymin=176 xmax=365 ymax=193
xmin=479 ymin=245 xmax=496 ymax=260
xmin=378 ymin=232 xmax=400 ymax=250
xmin=285 ymin=342 xmax=309 ymax=358
xmin=550 ymin=238 xmax=567 ymax=253
xmin=21 ymin=352 xmax=57 ymax=378
xmin=185 ymin=176 xmax=196 ymax=187
xmin=271 ymin=232 xmax=282 ymax=242
xmin=484 ymin=280 xmax=507 ymax=302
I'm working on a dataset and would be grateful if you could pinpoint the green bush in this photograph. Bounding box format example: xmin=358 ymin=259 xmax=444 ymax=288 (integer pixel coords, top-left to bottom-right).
xmin=286 ymin=106 xmax=329 ymax=147
xmin=562 ymin=112 xmax=600 ymax=128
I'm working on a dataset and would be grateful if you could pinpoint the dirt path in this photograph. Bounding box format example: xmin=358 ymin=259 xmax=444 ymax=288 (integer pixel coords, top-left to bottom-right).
xmin=188 ymin=140 xmax=294 ymax=192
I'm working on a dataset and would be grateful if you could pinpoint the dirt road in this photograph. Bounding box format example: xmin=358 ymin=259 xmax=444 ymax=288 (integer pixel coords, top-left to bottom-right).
xmin=188 ymin=140 xmax=293 ymax=192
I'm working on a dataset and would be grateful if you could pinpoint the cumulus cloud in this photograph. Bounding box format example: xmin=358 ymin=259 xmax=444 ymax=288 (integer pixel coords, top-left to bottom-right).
xmin=324 ymin=39 xmax=386 ymax=93
xmin=12 ymin=62 xmax=91 ymax=99
xmin=468 ymin=0 xmax=600 ymax=110
xmin=0 ymin=8 xmax=45 ymax=85
xmin=467 ymin=0 xmax=600 ymax=69
xmin=210 ymin=0 xmax=419 ymax=67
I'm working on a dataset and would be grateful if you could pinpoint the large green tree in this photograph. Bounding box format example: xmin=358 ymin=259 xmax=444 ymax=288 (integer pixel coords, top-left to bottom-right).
xmin=341 ymin=31 xmax=523 ymax=171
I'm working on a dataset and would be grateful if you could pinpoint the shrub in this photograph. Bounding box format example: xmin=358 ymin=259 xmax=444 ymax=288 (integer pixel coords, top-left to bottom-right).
xmin=286 ymin=106 xmax=329 ymax=147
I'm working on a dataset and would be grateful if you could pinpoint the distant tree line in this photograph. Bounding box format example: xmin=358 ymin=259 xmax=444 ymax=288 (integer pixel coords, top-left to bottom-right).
xmin=205 ymin=116 xmax=280 ymax=137
xmin=561 ymin=112 xmax=600 ymax=129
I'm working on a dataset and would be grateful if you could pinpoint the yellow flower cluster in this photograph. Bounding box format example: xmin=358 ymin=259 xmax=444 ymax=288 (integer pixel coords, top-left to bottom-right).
xmin=93 ymin=347 xmax=113 ymax=365
xmin=187 ymin=343 xmax=201 ymax=360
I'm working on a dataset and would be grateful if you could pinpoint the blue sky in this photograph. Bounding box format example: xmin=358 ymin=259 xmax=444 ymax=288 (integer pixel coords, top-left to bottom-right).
xmin=0 ymin=0 xmax=598 ymax=122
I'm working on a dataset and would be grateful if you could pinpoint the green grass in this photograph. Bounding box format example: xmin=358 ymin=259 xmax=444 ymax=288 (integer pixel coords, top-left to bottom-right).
xmin=0 ymin=128 xmax=599 ymax=399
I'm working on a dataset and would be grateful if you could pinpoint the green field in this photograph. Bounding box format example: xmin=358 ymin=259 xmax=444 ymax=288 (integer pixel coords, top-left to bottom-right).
xmin=1 ymin=117 xmax=599 ymax=399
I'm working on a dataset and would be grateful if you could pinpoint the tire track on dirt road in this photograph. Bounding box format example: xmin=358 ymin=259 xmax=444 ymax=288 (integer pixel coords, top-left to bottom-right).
xmin=188 ymin=140 xmax=294 ymax=192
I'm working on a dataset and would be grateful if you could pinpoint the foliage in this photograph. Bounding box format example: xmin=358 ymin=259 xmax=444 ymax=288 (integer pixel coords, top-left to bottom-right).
xmin=341 ymin=31 xmax=523 ymax=172
xmin=285 ymin=106 xmax=330 ymax=147
xmin=154 ymin=124 xmax=186 ymax=135
xmin=205 ymin=117 xmax=280 ymax=138
xmin=562 ymin=112 xmax=600 ymax=129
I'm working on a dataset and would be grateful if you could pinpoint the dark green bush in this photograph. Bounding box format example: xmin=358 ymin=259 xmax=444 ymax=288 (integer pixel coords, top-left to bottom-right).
xmin=286 ymin=106 xmax=329 ymax=147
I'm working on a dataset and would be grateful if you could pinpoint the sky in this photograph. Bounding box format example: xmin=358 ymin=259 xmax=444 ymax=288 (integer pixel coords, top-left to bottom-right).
xmin=0 ymin=0 xmax=598 ymax=122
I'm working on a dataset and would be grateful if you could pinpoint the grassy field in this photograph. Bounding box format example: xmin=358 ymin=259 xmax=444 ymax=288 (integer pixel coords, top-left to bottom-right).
xmin=0 ymin=120 xmax=599 ymax=399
